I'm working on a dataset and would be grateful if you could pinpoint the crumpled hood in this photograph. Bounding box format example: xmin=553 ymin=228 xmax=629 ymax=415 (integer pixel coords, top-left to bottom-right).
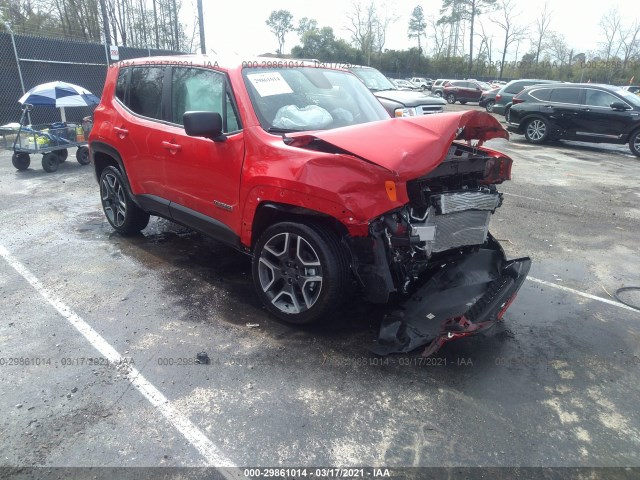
xmin=286 ymin=110 xmax=509 ymax=180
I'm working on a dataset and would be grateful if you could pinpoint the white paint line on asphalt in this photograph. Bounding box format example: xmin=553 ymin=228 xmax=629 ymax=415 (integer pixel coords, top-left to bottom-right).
xmin=527 ymin=276 xmax=640 ymax=314
xmin=0 ymin=244 xmax=241 ymax=475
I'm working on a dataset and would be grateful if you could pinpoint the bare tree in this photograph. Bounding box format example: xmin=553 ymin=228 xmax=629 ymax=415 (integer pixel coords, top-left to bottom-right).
xmin=545 ymin=31 xmax=571 ymax=66
xmin=599 ymin=7 xmax=622 ymax=61
xmin=493 ymin=0 xmax=528 ymax=78
xmin=619 ymin=20 xmax=640 ymax=71
xmin=476 ymin=20 xmax=493 ymax=68
xmin=345 ymin=1 xmax=377 ymax=65
xmin=532 ymin=1 xmax=551 ymax=65
xmin=428 ymin=16 xmax=448 ymax=59
xmin=266 ymin=9 xmax=294 ymax=56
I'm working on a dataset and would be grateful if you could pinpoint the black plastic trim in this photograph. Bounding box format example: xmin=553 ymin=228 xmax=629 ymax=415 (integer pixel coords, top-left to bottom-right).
xmin=169 ymin=202 xmax=241 ymax=250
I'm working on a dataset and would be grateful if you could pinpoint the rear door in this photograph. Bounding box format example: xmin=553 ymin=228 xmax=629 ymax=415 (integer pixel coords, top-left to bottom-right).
xmin=112 ymin=66 xmax=170 ymax=200
xmin=547 ymin=87 xmax=583 ymax=137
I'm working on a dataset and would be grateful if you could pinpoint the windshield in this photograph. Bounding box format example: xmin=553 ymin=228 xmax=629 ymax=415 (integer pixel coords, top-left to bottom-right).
xmin=617 ymin=88 xmax=640 ymax=107
xmin=478 ymin=82 xmax=492 ymax=90
xmin=243 ymin=67 xmax=389 ymax=132
xmin=349 ymin=67 xmax=397 ymax=91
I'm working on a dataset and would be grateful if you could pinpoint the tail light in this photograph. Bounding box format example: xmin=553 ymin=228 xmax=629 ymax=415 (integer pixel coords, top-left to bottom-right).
xmin=495 ymin=94 xmax=502 ymax=101
xmin=512 ymin=97 xmax=524 ymax=104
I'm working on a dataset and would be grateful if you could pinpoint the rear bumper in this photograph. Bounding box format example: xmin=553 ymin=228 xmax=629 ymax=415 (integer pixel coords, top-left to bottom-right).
xmin=371 ymin=239 xmax=531 ymax=356
xmin=493 ymin=104 xmax=506 ymax=116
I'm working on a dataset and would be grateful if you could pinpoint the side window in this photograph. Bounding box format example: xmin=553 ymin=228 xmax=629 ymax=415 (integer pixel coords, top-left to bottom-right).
xmin=128 ymin=67 xmax=165 ymax=120
xmin=115 ymin=68 xmax=128 ymax=103
xmin=505 ymin=82 xmax=524 ymax=94
xmin=529 ymin=88 xmax=552 ymax=101
xmin=171 ymin=67 xmax=240 ymax=132
xmin=549 ymin=88 xmax=581 ymax=104
xmin=584 ymin=89 xmax=620 ymax=108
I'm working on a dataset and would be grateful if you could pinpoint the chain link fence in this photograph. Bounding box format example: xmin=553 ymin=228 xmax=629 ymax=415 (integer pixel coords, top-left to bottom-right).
xmin=0 ymin=28 xmax=182 ymax=126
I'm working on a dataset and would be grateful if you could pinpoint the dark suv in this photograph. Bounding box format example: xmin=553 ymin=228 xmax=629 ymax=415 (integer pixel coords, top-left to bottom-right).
xmin=507 ymin=83 xmax=640 ymax=156
xmin=494 ymin=79 xmax=560 ymax=120
xmin=88 ymin=56 xmax=530 ymax=355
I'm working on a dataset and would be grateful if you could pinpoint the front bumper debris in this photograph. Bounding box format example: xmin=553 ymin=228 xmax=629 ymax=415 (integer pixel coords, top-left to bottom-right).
xmin=371 ymin=241 xmax=531 ymax=356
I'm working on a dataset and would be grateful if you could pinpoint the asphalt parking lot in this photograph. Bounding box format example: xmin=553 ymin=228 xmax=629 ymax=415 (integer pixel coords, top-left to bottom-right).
xmin=1 ymin=104 xmax=640 ymax=478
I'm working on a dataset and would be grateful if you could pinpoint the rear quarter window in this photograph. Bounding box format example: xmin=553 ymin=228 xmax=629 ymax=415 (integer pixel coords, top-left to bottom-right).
xmin=505 ymin=82 xmax=525 ymax=94
xmin=528 ymin=88 xmax=552 ymax=101
xmin=115 ymin=68 xmax=128 ymax=103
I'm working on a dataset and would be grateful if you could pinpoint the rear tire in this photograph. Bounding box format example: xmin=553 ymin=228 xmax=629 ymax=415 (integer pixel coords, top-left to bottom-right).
xmin=486 ymin=100 xmax=495 ymax=112
xmin=12 ymin=152 xmax=30 ymax=170
xmin=252 ymin=221 xmax=350 ymax=325
xmin=524 ymin=118 xmax=549 ymax=144
xmin=629 ymin=129 xmax=640 ymax=157
xmin=99 ymin=166 xmax=150 ymax=234
xmin=76 ymin=146 xmax=90 ymax=165
xmin=460 ymin=100 xmax=468 ymax=105
xmin=42 ymin=152 xmax=59 ymax=172
xmin=434 ymin=91 xmax=442 ymax=98
xmin=504 ymin=106 xmax=512 ymax=122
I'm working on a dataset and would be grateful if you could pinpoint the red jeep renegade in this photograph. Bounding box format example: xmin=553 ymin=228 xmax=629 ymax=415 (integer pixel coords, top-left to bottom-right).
xmin=89 ymin=56 xmax=530 ymax=355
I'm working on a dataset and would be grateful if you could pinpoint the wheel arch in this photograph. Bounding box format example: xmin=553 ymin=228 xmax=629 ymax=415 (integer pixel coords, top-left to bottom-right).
xmin=90 ymin=142 xmax=140 ymax=206
xmin=250 ymin=202 xmax=349 ymax=251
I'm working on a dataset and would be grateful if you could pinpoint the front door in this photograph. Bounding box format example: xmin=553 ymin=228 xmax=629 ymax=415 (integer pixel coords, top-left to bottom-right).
xmin=160 ymin=66 xmax=245 ymax=236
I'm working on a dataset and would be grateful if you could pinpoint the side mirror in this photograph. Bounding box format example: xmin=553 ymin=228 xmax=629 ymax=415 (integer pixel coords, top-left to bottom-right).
xmin=183 ymin=111 xmax=226 ymax=142
xmin=610 ymin=102 xmax=629 ymax=111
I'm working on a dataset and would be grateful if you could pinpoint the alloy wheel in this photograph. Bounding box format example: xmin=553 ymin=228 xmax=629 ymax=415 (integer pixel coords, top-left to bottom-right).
xmin=257 ymin=232 xmax=323 ymax=314
xmin=101 ymin=172 xmax=127 ymax=227
xmin=526 ymin=119 xmax=547 ymax=141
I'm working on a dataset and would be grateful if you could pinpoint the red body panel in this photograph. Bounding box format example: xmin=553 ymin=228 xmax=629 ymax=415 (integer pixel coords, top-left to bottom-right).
xmin=91 ymin=58 xmax=510 ymax=248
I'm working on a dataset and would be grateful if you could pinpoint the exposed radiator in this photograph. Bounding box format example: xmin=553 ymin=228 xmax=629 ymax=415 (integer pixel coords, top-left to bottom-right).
xmin=432 ymin=210 xmax=491 ymax=252
xmin=435 ymin=191 xmax=501 ymax=214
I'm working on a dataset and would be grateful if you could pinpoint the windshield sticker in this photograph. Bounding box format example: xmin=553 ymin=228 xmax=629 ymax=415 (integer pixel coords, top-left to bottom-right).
xmin=247 ymin=72 xmax=293 ymax=97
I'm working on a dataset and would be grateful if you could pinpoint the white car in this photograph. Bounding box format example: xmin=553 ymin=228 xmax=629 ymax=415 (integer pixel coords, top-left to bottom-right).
xmin=410 ymin=77 xmax=431 ymax=90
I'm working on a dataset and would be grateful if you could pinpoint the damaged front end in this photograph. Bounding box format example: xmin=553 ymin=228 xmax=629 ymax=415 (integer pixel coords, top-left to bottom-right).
xmin=351 ymin=141 xmax=531 ymax=356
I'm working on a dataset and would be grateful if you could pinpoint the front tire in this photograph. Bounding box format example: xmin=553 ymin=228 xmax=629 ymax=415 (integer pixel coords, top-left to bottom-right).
xmin=524 ymin=118 xmax=549 ymax=144
xmin=99 ymin=166 xmax=150 ymax=234
xmin=12 ymin=152 xmax=30 ymax=170
xmin=629 ymin=129 xmax=640 ymax=157
xmin=446 ymin=93 xmax=456 ymax=104
xmin=252 ymin=222 xmax=350 ymax=325
xmin=42 ymin=152 xmax=59 ymax=172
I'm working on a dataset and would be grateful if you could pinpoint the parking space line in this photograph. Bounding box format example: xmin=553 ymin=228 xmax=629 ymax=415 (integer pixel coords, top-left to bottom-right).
xmin=0 ymin=244 xmax=241 ymax=474
xmin=527 ymin=276 xmax=640 ymax=314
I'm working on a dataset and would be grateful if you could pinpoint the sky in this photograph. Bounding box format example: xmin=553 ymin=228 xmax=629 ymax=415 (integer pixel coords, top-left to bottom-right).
xmin=183 ymin=0 xmax=638 ymax=61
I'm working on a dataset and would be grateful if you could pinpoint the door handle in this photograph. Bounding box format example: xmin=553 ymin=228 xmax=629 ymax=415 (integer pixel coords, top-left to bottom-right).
xmin=161 ymin=140 xmax=182 ymax=154
xmin=543 ymin=105 xmax=552 ymax=108
xmin=114 ymin=126 xmax=128 ymax=138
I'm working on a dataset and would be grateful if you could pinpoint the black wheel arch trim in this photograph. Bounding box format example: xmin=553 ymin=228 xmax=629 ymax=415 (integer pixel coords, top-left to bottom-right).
xmin=90 ymin=141 xmax=146 ymax=210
